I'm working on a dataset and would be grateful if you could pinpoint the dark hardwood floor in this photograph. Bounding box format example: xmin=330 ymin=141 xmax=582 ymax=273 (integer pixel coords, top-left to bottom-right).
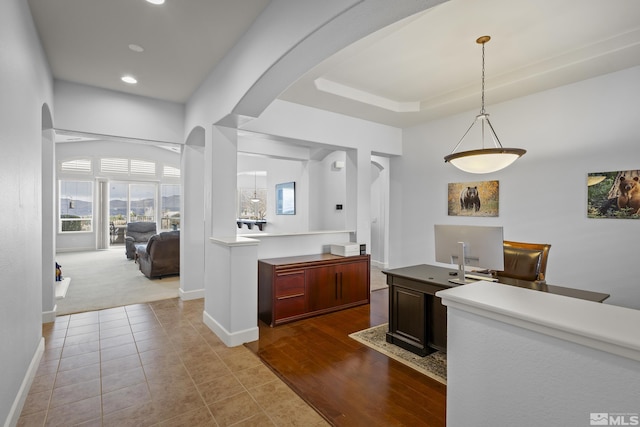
xmin=245 ymin=289 xmax=447 ymax=426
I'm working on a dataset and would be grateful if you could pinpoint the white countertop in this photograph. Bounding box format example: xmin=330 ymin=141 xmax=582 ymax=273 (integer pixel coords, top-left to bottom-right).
xmin=436 ymin=280 xmax=640 ymax=362
xmin=209 ymin=236 xmax=260 ymax=246
xmin=237 ymin=229 xmax=354 ymax=238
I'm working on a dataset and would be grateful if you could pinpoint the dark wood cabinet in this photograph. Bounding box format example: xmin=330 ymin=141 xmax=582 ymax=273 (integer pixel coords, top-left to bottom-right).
xmin=259 ymin=254 xmax=370 ymax=326
xmin=306 ymin=260 xmax=369 ymax=311
xmin=385 ymin=269 xmax=449 ymax=357
xmin=384 ymin=264 xmax=611 ymax=356
xmin=389 ymin=285 xmax=428 ymax=355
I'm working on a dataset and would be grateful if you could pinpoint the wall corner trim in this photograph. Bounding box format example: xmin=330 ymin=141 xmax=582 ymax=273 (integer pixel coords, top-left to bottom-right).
xmin=42 ymin=305 xmax=57 ymax=324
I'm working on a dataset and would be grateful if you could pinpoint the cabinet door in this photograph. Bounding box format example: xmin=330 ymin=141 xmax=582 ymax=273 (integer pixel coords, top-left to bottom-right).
xmin=306 ymin=266 xmax=337 ymax=312
xmin=390 ymin=285 xmax=427 ymax=352
xmin=337 ymin=261 xmax=369 ymax=305
xmin=274 ymin=270 xmax=306 ymax=321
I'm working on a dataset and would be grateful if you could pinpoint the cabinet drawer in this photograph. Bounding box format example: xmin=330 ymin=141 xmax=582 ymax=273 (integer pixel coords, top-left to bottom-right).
xmin=275 ymin=295 xmax=306 ymax=320
xmin=275 ymin=271 xmax=305 ymax=298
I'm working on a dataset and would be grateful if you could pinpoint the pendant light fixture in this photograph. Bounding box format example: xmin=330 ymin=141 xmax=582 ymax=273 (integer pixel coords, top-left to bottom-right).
xmin=444 ymin=36 xmax=525 ymax=174
xmin=250 ymin=171 xmax=260 ymax=203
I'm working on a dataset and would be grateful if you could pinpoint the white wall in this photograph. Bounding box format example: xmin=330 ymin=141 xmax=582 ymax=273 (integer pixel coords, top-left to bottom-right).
xmin=238 ymin=140 xmax=350 ymax=235
xmin=244 ymin=100 xmax=403 ymax=250
xmin=186 ymin=0 xmax=432 ymax=345
xmin=54 ymin=80 xmax=185 ymax=144
xmin=237 ymin=155 xmax=309 ymax=234
xmin=0 ymin=0 xmax=52 ymax=424
xmin=392 ymin=66 xmax=640 ymax=309
xmin=309 ymin=150 xmax=348 ymax=231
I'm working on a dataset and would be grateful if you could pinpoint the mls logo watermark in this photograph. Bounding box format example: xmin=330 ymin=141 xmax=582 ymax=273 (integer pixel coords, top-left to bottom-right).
xmin=591 ymin=413 xmax=640 ymax=426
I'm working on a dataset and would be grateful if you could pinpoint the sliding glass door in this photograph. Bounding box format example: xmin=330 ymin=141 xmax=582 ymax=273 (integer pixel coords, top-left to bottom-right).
xmin=160 ymin=184 xmax=180 ymax=231
xmin=129 ymin=183 xmax=156 ymax=222
xmin=108 ymin=182 xmax=156 ymax=246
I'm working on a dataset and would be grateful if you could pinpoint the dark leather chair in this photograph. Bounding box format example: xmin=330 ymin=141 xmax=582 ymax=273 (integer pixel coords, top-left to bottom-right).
xmin=136 ymin=231 xmax=180 ymax=278
xmin=497 ymin=240 xmax=551 ymax=283
xmin=124 ymin=222 xmax=157 ymax=259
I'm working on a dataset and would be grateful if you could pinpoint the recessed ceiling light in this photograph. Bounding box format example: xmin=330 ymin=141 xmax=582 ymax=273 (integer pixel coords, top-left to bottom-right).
xmin=128 ymin=44 xmax=144 ymax=53
xmin=121 ymin=75 xmax=138 ymax=84
xmin=146 ymin=0 xmax=165 ymax=5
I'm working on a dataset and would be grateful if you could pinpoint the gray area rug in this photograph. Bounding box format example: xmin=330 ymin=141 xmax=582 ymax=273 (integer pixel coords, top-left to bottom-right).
xmin=55 ymin=247 xmax=179 ymax=315
xmin=349 ymin=323 xmax=447 ymax=384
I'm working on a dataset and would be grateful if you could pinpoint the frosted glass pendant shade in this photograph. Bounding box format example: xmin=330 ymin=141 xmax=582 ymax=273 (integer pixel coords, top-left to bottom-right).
xmin=445 ymin=148 xmax=526 ymax=174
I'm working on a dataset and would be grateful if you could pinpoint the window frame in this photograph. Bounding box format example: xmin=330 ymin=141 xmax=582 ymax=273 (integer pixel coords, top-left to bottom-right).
xmin=59 ymin=179 xmax=94 ymax=233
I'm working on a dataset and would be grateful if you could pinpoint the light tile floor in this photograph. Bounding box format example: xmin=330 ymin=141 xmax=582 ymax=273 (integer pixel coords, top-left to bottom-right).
xmin=18 ymin=298 xmax=328 ymax=427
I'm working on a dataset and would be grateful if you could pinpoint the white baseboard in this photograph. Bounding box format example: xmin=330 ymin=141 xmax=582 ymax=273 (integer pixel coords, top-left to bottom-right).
xmin=371 ymin=260 xmax=388 ymax=269
xmin=202 ymin=310 xmax=258 ymax=347
xmin=178 ymin=287 xmax=204 ymax=301
xmin=5 ymin=338 xmax=44 ymax=427
xmin=42 ymin=304 xmax=57 ymax=324
xmin=55 ymin=247 xmax=95 ymax=253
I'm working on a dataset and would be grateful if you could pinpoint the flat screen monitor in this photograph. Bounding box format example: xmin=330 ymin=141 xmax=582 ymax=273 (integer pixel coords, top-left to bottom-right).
xmin=434 ymin=224 xmax=504 ymax=284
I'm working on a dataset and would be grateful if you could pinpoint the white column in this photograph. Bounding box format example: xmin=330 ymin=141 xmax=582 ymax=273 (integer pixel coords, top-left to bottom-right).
xmin=346 ymin=148 xmax=372 ymax=252
xmin=204 ymin=237 xmax=260 ymax=346
xmin=42 ymin=127 xmax=56 ymax=322
xmin=203 ymin=125 xmax=261 ymax=345
xmin=179 ymin=140 xmax=206 ymax=300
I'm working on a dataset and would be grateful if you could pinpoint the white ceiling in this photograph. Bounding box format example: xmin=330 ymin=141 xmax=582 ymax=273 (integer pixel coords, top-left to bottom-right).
xmin=27 ymin=0 xmax=270 ymax=103
xmin=27 ymin=0 xmax=640 ymax=129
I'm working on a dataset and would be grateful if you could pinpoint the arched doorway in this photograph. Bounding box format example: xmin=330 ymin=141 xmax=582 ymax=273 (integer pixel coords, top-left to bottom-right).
xmin=41 ymin=103 xmax=57 ymax=322
xmin=180 ymin=126 xmax=206 ymax=299
xmin=370 ymin=157 xmax=389 ymax=268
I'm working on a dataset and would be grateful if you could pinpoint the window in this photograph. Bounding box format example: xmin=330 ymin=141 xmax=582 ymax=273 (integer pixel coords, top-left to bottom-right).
xmin=131 ymin=159 xmax=155 ymax=175
xmin=161 ymin=184 xmax=181 ymax=230
xmin=237 ymin=171 xmax=266 ymax=220
xmin=129 ymin=183 xmax=156 ymax=222
xmin=163 ymin=165 xmax=180 ymax=178
xmin=60 ymin=180 xmax=93 ymax=232
xmin=101 ymin=158 xmax=128 ymax=174
xmin=109 ymin=182 xmax=128 ymax=228
xmin=109 ymin=182 xmax=161 ymax=226
xmin=100 ymin=158 xmax=157 ymax=176
xmin=61 ymin=159 xmax=92 ymax=173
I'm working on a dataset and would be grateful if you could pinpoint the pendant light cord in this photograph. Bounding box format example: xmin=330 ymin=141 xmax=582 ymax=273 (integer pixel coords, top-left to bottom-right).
xmin=480 ymin=40 xmax=486 ymax=115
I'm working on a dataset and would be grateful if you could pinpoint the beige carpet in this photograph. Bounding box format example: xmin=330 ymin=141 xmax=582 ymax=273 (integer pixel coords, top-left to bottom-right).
xmin=349 ymin=323 xmax=447 ymax=384
xmin=55 ymin=247 xmax=179 ymax=315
